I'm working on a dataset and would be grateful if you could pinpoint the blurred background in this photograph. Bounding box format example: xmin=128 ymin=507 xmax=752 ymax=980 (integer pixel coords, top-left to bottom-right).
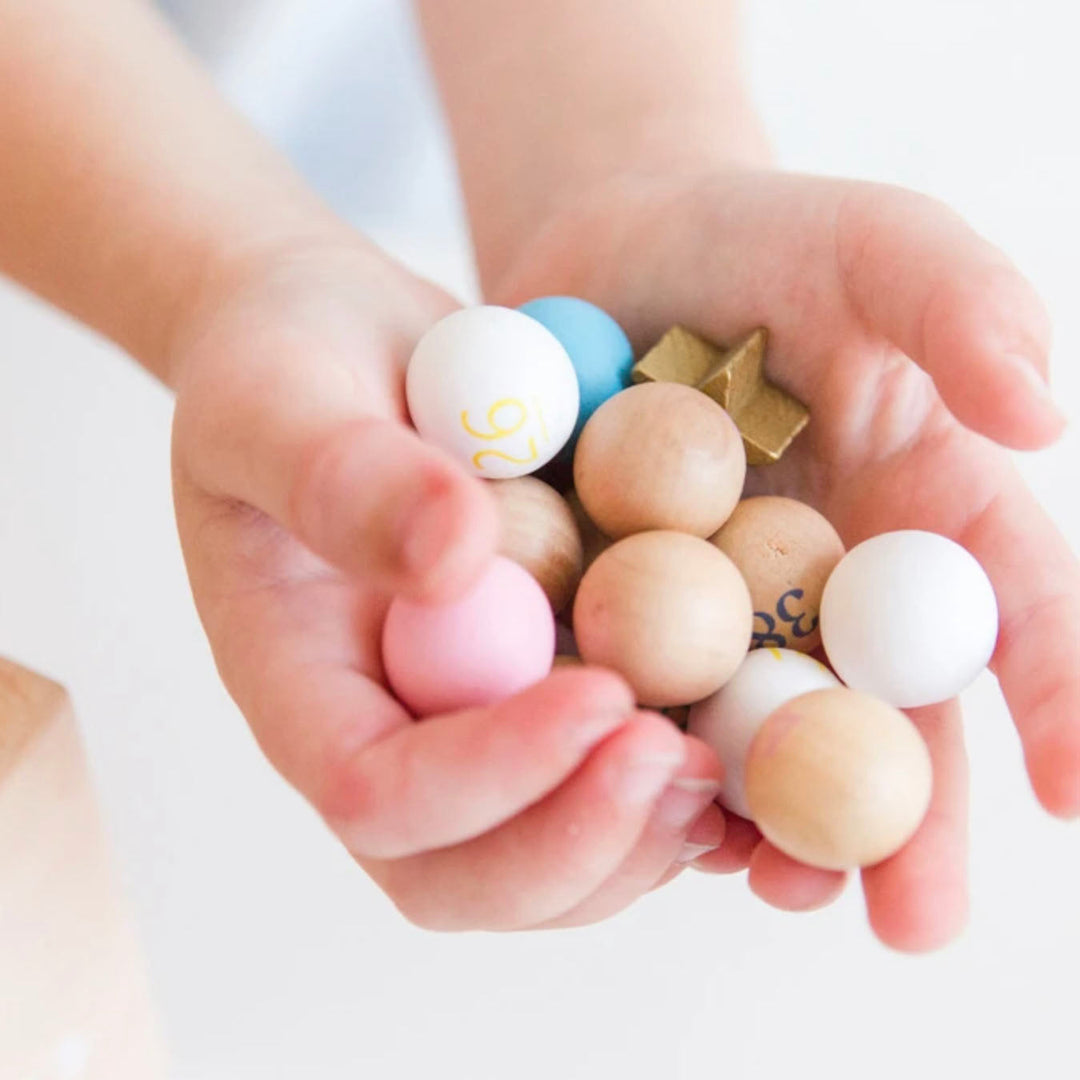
xmin=1 ymin=1 xmax=1078 ymax=1077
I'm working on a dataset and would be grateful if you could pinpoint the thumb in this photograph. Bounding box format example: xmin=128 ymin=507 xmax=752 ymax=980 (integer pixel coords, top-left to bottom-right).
xmin=173 ymin=339 xmax=498 ymax=600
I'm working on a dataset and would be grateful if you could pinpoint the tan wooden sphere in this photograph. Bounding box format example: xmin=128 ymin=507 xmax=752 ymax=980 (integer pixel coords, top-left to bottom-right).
xmin=573 ymin=531 xmax=753 ymax=707
xmin=565 ymin=489 xmax=612 ymax=573
xmin=573 ymin=382 xmax=746 ymax=539
xmin=745 ymin=687 xmax=933 ymax=870
xmin=489 ymin=477 xmax=584 ymax=614
xmin=711 ymin=496 xmax=845 ymax=654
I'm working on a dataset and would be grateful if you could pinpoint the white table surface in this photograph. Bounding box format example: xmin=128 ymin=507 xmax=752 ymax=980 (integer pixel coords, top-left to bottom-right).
xmin=1 ymin=2 xmax=1078 ymax=1077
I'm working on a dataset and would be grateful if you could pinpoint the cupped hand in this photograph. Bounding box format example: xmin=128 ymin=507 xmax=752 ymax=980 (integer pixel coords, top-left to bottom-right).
xmin=170 ymin=240 xmax=725 ymax=931
xmin=493 ymin=169 xmax=1076 ymax=950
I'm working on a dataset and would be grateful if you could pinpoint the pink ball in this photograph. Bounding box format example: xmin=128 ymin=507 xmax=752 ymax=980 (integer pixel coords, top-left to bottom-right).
xmin=382 ymin=556 xmax=556 ymax=716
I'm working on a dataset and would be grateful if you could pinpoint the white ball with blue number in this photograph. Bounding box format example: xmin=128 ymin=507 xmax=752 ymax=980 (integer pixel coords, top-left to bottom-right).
xmin=406 ymin=306 xmax=580 ymax=479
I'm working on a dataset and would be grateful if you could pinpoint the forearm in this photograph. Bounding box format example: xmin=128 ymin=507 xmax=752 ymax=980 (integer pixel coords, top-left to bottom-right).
xmin=416 ymin=0 xmax=769 ymax=290
xmin=0 ymin=0 xmax=347 ymax=384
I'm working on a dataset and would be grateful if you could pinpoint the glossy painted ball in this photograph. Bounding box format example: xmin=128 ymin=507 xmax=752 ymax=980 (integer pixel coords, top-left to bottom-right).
xmin=406 ymin=306 xmax=580 ymax=479
xmin=489 ymin=476 xmax=584 ymax=614
xmin=573 ymin=531 xmax=753 ymax=707
xmin=819 ymin=530 xmax=998 ymax=708
xmin=687 ymin=648 xmax=840 ymax=818
xmin=745 ymin=687 xmax=933 ymax=870
xmin=573 ymin=382 xmax=746 ymax=539
xmin=518 ymin=296 xmax=634 ymax=460
xmin=382 ymin=556 xmax=555 ymax=716
xmin=711 ymin=496 xmax=845 ymax=654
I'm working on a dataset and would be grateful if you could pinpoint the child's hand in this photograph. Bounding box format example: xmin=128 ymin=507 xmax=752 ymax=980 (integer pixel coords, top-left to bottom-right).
xmin=170 ymin=242 xmax=726 ymax=930
xmin=491 ymin=169 xmax=1077 ymax=950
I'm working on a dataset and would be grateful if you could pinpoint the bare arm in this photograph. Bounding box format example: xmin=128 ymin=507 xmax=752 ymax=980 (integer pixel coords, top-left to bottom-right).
xmin=0 ymin=0 xmax=345 ymax=383
xmin=416 ymin=0 xmax=769 ymax=291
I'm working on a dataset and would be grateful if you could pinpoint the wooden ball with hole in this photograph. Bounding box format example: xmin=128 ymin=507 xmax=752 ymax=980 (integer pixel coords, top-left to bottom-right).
xmin=745 ymin=687 xmax=933 ymax=870
xmin=711 ymin=496 xmax=845 ymax=653
xmin=573 ymin=382 xmax=746 ymax=539
xmin=489 ymin=477 xmax=584 ymax=614
xmin=573 ymin=531 xmax=753 ymax=707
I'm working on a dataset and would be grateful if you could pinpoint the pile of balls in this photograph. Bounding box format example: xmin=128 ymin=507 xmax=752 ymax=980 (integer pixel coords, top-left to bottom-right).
xmin=382 ymin=300 xmax=1000 ymax=872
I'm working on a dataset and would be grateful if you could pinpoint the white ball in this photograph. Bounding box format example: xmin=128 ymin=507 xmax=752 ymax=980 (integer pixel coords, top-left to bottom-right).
xmin=820 ymin=530 xmax=998 ymax=708
xmin=406 ymin=306 xmax=580 ymax=479
xmin=687 ymin=648 xmax=839 ymax=818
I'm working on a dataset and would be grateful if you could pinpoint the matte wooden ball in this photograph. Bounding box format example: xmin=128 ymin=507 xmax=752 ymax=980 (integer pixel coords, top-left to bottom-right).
xmin=488 ymin=477 xmax=584 ymax=614
xmin=573 ymin=382 xmax=746 ymax=539
xmin=711 ymin=496 xmax=845 ymax=654
xmin=565 ymin=489 xmax=612 ymax=572
xmin=745 ymin=688 xmax=933 ymax=870
xmin=573 ymin=531 xmax=753 ymax=707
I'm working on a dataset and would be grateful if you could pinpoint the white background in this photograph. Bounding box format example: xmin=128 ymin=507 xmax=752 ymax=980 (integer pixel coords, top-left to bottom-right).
xmin=2 ymin=1 xmax=1079 ymax=1077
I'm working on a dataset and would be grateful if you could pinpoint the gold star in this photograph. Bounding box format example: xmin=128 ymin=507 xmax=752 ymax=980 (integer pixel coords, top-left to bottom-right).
xmin=632 ymin=326 xmax=809 ymax=466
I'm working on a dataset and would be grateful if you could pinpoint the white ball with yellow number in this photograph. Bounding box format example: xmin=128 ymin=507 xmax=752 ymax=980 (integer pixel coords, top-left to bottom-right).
xmin=406 ymin=306 xmax=580 ymax=479
xmin=687 ymin=648 xmax=839 ymax=819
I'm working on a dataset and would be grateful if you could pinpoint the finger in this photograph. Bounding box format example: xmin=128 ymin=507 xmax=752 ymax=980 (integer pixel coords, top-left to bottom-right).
xmin=747 ymin=844 xmax=848 ymax=912
xmin=691 ymin=813 xmax=762 ymax=875
xmin=232 ymin=605 xmax=639 ymax=860
xmin=861 ymin=700 xmax=969 ymax=953
xmin=828 ymin=440 xmax=1080 ymax=819
xmin=964 ymin=477 xmax=1080 ymax=818
xmin=500 ymin=172 xmax=1062 ymax=451
xmin=834 ymin=182 xmax=1063 ymax=449
xmin=177 ymin=482 xmax=640 ymax=857
xmin=367 ymin=712 xmax=687 ymax=931
xmin=174 ymin=343 xmax=497 ymax=600
xmin=537 ymin=736 xmax=724 ymax=928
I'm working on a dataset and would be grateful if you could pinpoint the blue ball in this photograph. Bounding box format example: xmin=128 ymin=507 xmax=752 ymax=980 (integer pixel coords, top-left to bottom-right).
xmin=518 ymin=297 xmax=634 ymax=457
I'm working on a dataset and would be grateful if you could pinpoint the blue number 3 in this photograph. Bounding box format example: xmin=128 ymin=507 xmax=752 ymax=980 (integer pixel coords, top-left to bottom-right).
xmin=751 ymin=588 xmax=820 ymax=649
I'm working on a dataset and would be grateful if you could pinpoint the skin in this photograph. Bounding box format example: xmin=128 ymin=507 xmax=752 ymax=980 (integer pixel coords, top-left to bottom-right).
xmin=1 ymin=0 xmax=1075 ymax=950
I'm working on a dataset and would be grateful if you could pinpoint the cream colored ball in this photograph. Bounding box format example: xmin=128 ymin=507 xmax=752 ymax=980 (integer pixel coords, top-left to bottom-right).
xmin=573 ymin=531 xmax=753 ymax=707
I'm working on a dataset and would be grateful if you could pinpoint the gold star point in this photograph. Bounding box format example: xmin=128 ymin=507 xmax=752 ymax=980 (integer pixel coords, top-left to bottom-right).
xmin=632 ymin=325 xmax=809 ymax=466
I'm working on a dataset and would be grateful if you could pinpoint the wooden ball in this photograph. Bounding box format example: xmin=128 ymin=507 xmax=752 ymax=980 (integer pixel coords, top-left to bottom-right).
xmin=565 ymin=489 xmax=612 ymax=572
xmin=573 ymin=531 xmax=753 ymax=707
xmin=489 ymin=477 xmax=584 ymax=614
xmin=573 ymin=382 xmax=746 ymax=539
xmin=711 ymin=496 xmax=844 ymax=654
xmin=745 ymin=688 xmax=933 ymax=870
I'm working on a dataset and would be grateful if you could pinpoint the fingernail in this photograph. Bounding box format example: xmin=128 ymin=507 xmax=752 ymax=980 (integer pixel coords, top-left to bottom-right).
xmin=1005 ymin=354 xmax=1069 ymax=428
xmin=613 ymin=750 xmax=684 ymax=806
xmin=569 ymin=709 xmax=634 ymax=750
xmin=654 ymin=779 xmax=723 ymax=830
xmin=676 ymin=843 xmax=719 ymax=864
xmin=401 ymin=489 xmax=455 ymax=576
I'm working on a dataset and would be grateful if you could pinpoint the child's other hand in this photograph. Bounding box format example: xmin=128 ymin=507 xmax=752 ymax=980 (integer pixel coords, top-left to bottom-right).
xmin=493 ymin=169 xmax=1077 ymax=951
xmin=170 ymin=242 xmax=725 ymax=930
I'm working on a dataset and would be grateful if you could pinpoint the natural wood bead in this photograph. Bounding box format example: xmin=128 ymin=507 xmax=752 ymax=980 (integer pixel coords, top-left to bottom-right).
xmin=489 ymin=477 xmax=584 ymax=614
xmin=573 ymin=531 xmax=753 ymax=707
xmin=711 ymin=496 xmax=845 ymax=654
xmin=745 ymin=687 xmax=933 ymax=870
xmin=573 ymin=382 xmax=746 ymax=539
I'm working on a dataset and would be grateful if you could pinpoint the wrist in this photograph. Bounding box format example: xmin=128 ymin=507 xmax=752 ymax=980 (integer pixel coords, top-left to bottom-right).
xmin=470 ymin=94 xmax=772 ymax=296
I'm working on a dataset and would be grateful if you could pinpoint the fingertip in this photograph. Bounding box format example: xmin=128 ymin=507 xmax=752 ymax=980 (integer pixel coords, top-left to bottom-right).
xmin=691 ymin=813 xmax=762 ymax=875
xmin=748 ymin=843 xmax=848 ymax=912
xmin=864 ymin=877 xmax=969 ymax=954
xmin=397 ymin=455 xmax=500 ymax=602
xmin=1026 ymin=726 xmax=1080 ymax=819
xmin=924 ymin=268 xmax=1064 ymax=450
